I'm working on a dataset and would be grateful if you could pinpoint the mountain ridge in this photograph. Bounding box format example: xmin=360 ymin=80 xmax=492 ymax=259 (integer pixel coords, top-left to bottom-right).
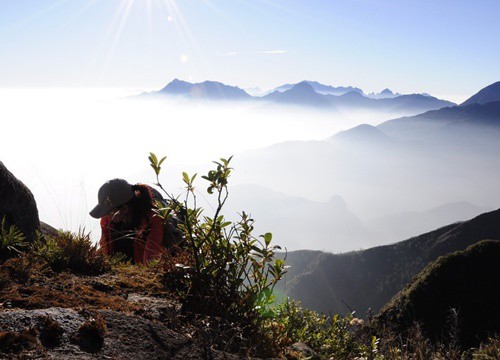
xmin=460 ymin=80 xmax=500 ymax=106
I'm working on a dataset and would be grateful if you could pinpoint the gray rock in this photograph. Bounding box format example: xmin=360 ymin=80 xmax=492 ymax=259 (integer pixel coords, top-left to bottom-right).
xmin=289 ymin=342 xmax=321 ymax=360
xmin=0 ymin=161 xmax=39 ymax=242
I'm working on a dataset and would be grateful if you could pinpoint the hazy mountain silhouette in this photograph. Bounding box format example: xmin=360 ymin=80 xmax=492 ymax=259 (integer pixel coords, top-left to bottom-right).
xmin=460 ymin=80 xmax=500 ymax=106
xmin=380 ymin=88 xmax=395 ymax=96
xmin=383 ymin=94 xmax=455 ymax=112
xmin=272 ymin=81 xmax=364 ymax=96
xmin=284 ymin=208 xmax=500 ymax=317
xmin=323 ymin=92 xmax=454 ymax=113
xmin=145 ymin=79 xmax=454 ymax=113
xmin=225 ymin=184 xmax=370 ymax=251
xmin=330 ymin=124 xmax=394 ymax=144
xmin=262 ymin=81 xmax=331 ymax=107
xmin=368 ymin=202 xmax=490 ymax=243
xmin=154 ymin=79 xmax=252 ymax=100
xmin=235 ymin=102 xmax=500 ymax=234
xmin=378 ymin=100 xmax=500 ymax=141
xmin=378 ymin=240 xmax=500 ymax=348
xmin=367 ymin=88 xmax=400 ymax=99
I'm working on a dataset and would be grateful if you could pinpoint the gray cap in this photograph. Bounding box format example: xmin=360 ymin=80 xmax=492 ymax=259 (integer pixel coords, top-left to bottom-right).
xmin=89 ymin=179 xmax=135 ymax=219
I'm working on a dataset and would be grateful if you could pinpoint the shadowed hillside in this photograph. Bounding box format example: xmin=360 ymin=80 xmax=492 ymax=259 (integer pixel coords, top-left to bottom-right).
xmin=285 ymin=208 xmax=500 ymax=317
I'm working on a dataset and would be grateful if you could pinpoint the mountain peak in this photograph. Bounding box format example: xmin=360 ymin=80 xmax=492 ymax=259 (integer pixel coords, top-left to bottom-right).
xmin=290 ymin=81 xmax=317 ymax=93
xmin=160 ymin=79 xmax=193 ymax=93
xmin=461 ymin=81 xmax=500 ymax=106
xmin=270 ymin=80 xmax=332 ymax=107
xmin=381 ymin=88 xmax=394 ymax=95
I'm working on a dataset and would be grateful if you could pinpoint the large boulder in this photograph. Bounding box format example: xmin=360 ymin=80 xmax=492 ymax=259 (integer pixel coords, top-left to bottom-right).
xmin=0 ymin=161 xmax=39 ymax=242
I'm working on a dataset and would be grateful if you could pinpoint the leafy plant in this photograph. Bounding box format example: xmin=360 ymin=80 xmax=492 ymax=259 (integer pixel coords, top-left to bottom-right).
xmin=33 ymin=230 xmax=110 ymax=275
xmin=149 ymin=153 xmax=287 ymax=349
xmin=0 ymin=217 xmax=27 ymax=262
xmin=271 ymin=300 xmax=381 ymax=359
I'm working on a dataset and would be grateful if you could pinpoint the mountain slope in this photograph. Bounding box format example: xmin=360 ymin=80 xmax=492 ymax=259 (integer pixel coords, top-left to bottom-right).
xmin=460 ymin=81 xmax=500 ymax=106
xmin=377 ymin=240 xmax=500 ymax=348
xmin=285 ymin=208 xmax=500 ymax=317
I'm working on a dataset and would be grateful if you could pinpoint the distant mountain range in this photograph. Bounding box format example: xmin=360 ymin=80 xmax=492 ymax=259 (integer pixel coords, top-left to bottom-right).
xmin=142 ymin=79 xmax=456 ymax=114
xmin=282 ymin=208 xmax=500 ymax=317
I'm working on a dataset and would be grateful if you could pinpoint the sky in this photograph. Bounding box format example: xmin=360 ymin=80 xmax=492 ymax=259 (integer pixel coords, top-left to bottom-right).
xmin=0 ymin=0 xmax=499 ymax=102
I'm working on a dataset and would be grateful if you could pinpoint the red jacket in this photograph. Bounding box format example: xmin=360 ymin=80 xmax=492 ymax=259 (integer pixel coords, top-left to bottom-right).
xmin=99 ymin=210 xmax=164 ymax=264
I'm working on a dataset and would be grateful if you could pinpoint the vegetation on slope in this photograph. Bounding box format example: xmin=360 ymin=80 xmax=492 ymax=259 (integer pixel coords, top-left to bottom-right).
xmin=377 ymin=240 xmax=500 ymax=348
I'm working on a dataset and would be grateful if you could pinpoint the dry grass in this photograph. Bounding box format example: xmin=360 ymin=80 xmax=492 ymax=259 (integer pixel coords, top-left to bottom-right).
xmin=0 ymin=259 xmax=168 ymax=314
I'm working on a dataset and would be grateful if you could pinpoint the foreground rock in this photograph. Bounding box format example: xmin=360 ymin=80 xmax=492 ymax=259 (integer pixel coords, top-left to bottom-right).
xmin=0 ymin=161 xmax=39 ymax=242
xmin=0 ymin=307 xmax=248 ymax=359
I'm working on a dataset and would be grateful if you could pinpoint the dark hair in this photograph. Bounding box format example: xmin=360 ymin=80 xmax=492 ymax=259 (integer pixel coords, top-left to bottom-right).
xmin=128 ymin=184 xmax=154 ymax=229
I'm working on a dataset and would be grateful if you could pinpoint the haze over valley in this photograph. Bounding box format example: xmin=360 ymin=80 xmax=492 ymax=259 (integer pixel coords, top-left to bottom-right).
xmin=2 ymin=80 xmax=499 ymax=252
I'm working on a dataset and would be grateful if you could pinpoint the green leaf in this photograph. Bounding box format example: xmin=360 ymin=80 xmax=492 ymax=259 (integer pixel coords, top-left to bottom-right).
xmin=221 ymin=221 xmax=232 ymax=228
xmin=263 ymin=232 xmax=272 ymax=246
xmin=149 ymin=152 xmax=158 ymax=165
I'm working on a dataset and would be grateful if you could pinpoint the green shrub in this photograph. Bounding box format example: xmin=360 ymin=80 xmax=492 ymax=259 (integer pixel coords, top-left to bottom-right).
xmin=149 ymin=153 xmax=286 ymax=352
xmin=271 ymin=300 xmax=381 ymax=359
xmin=0 ymin=217 xmax=27 ymax=262
xmin=33 ymin=230 xmax=110 ymax=275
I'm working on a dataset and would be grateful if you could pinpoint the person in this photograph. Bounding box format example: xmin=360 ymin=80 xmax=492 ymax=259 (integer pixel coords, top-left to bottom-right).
xmin=89 ymin=178 xmax=165 ymax=264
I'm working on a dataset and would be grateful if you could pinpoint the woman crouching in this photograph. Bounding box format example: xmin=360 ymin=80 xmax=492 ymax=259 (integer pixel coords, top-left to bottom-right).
xmin=89 ymin=179 xmax=164 ymax=264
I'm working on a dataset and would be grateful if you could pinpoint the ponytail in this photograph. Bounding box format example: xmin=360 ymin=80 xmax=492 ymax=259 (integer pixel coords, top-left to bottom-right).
xmin=128 ymin=184 xmax=154 ymax=228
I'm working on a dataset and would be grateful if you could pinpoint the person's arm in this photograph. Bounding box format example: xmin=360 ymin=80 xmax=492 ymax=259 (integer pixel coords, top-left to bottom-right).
xmin=99 ymin=216 xmax=113 ymax=256
xmin=142 ymin=213 xmax=165 ymax=263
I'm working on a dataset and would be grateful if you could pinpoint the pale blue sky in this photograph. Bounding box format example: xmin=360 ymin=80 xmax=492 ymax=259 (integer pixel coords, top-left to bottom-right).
xmin=1 ymin=0 xmax=499 ymax=100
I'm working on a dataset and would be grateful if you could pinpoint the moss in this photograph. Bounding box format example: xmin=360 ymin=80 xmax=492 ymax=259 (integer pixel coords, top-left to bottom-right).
xmin=72 ymin=313 xmax=107 ymax=353
xmin=39 ymin=315 xmax=64 ymax=348
xmin=0 ymin=330 xmax=38 ymax=354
